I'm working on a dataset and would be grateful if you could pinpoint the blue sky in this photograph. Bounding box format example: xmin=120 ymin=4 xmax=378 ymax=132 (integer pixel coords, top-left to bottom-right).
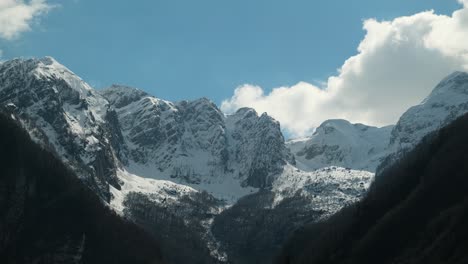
xmin=2 ymin=0 xmax=468 ymax=137
xmin=0 ymin=0 xmax=460 ymax=104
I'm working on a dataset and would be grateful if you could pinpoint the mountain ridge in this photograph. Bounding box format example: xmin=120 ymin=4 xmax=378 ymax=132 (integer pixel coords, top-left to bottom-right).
xmin=276 ymin=111 xmax=468 ymax=264
xmin=289 ymin=71 xmax=468 ymax=176
xmin=2 ymin=56 xmax=468 ymax=264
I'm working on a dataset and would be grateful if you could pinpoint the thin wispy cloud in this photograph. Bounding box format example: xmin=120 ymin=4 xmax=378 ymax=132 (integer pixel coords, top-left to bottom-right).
xmin=221 ymin=2 xmax=468 ymax=137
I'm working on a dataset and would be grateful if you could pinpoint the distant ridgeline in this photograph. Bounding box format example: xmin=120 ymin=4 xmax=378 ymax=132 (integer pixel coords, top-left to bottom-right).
xmin=2 ymin=57 xmax=468 ymax=264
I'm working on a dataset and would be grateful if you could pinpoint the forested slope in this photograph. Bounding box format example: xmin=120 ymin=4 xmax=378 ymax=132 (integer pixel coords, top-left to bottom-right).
xmin=277 ymin=113 xmax=468 ymax=264
xmin=0 ymin=113 xmax=165 ymax=264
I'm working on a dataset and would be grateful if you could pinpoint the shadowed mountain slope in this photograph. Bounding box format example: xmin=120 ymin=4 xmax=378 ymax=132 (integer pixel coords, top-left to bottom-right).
xmin=0 ymin=113 xmax=165 ymax=264
xmin=277 ymin=113 xmax=468 ymax=264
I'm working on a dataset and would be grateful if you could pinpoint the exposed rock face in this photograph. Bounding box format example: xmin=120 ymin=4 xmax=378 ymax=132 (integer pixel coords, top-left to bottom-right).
xmin=224 ymin=108 xmax=294 ymax=188
xmin=0 ymin=58 xmax=294 ymax=204
xmin=100 ymin=86 xmax=293 ymax=192
xmin=0 ymin=57 xmax=120 ymax=201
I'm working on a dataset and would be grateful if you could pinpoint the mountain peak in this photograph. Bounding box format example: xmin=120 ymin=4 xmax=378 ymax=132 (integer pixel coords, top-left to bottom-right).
xmin=102 ymin=84 xmax=149 ymax=96
xmin=0 ymin=56 xmax=101 ymax=100
xmin=441 ymin=71 xmax=468 ymax=82
xmin=100 ymin=84 xmax=150 ymax=108
xmin=0 ymin=56 xmax=63 ymax=75
xmin=318 ymin=119 xmax=352 ymax=129
xmin=192 ymin=97 xmax=212 ymax=104
xmin=424 ymin=71 xmax=468 ymax=100
xmin=387 ymin=71 xmax=468 ymax=165
xmin=0 ymin=57 xmax=114 ymax=200
xmin=230 ymin=107 xmax=258 ymax=119
xmin=38 ymin=56 xmax=60 ymax=65
xmin=10 ymin=56 xmax=70 ymax=75
xmin=288 ymin=118 xmax=393 ymax=172
xmin=184 ymin=97 xmax=219 ymax=109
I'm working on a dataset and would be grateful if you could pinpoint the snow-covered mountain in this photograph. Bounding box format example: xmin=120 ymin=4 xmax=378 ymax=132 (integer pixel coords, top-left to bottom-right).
xmin=287 ymin=120 xmax=393 ymax=172
xmin=0 ymin=57 xmax=120 ymax=200
xmin=2 ymin=57 xmax=467 ymax=264
xmin=287 ymin=72 xmax=468 ymax=175
xmin=99 ymin=85 xmax=294 ymax=202
xmin=386 ymin=71 xmax=468 ymax=160
xmin=0 ymin=57 xmax=374 ymax=263
xmin=0 ymin=57 xmax=294 ymax=204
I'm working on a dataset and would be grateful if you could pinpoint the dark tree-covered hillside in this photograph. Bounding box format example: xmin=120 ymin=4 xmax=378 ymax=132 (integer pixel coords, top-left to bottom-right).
xmin=123 ymin=191 xmax=223 ymax=264
xmin=277 ymin=113 xmax=468 ymax=264
xmin=211 ymin=190 xmax=322 ymax=264
xmin=0 ymin=113 xmax=165 ymax=264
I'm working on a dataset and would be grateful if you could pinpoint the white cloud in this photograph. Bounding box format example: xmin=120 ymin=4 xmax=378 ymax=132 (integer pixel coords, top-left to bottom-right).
xmin=221 ymin=4 xmax=468 ymax=137
xmin=222 ymin=83 xmax=331 ymax=137
xmin=0 ymin=0 xmax=53 ymax=40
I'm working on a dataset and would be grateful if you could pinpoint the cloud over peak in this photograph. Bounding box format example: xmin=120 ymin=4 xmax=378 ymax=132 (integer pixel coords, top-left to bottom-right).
xmin=0 ymin=0 xmax=53 ymax=40
xmin=221 ymin=4 xmax=468 ymax=137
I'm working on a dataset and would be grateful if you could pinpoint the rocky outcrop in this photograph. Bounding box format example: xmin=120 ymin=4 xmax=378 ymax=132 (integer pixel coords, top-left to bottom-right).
xmin=0 ymin=57 xmax=120 ymax=201
xmin=100 ymin=86 xmax=293 ymax=191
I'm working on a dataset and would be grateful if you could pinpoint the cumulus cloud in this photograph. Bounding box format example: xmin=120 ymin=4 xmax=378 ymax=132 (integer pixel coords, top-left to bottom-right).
xmin=0 ymin=0 xmax=53 ymax=40
xmin=221 ymin=3 xmax=468 ymax=137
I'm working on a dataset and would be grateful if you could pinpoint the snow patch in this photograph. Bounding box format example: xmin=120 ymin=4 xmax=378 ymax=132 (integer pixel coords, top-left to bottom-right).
xmin=272 ymin=164 xmax=373 ymax=216
xmin=125 ymin=162 xmax=257 ymax=204
xmin=110 ymin=169 xmax=197 ymax=214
